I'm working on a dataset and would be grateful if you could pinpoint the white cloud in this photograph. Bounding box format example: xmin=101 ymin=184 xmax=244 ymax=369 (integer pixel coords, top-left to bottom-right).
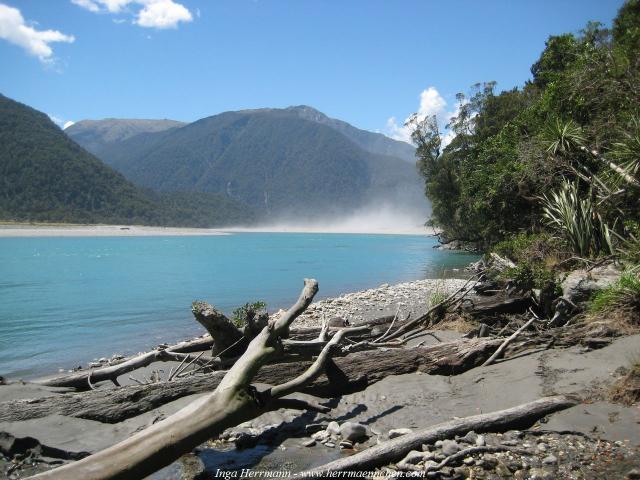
xmin=386 ymin=86 xmax=460 ymax=147
xmin=48 ymin=114 xmax=75 ymax=129
xmin=72 ymin=0 xmax=193 ymax=29
xmin=0 ymin=3 xmax=74 ymax=63
xmin=71 ymin=0 xmax=100 ymax=13
xmin=137 ymin=0 xmax=192 ymax=29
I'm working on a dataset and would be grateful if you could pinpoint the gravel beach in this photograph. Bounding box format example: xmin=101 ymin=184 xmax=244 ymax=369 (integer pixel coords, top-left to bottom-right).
xmin=280 ymin=278 xmax=470 ymax=329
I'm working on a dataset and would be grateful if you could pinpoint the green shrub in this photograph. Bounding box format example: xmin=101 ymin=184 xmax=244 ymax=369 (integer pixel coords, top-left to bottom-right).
xmin=232 ymin=301 xmax=267 ymax=328
xmin=501 ymin=262 xmax=559 ymax=293
xmin=590 ymin=271 xmax=640 ymax=313
xmin=541 ymin=180 xmax=614 ymax=258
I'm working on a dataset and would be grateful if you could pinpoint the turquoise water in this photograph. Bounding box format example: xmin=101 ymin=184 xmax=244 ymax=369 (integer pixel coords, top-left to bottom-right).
xmin=0 ymin=233 xmax=477 ymax=379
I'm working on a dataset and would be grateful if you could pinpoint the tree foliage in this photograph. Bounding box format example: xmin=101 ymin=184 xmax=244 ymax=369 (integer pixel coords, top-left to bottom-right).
xmin=414 ymin=0 xmax=640 ymax=255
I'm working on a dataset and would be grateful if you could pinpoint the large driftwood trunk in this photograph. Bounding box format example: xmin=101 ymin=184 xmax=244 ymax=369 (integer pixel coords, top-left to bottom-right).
xmin=299 ymin=396 xmax=577 ymax=477
xmin=191 ymin=302 xmax=247 ymax=357
xmin=0 ymin=337 xmax=501 ymax=424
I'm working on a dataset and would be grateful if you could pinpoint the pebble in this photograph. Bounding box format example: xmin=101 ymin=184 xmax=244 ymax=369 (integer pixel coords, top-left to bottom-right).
xmin=389 ymin=428 xmax=413 ymax=439
xmin=476 ymin=434 xmax=486 ymax=447
xmin=479 ymin=455 xmax=498 ymax=469
xmin=302 ymin=439 xmax=315 ymax=447
xmin=339 ymin=422 xmax=367 ymax=442
xmin=311 ymin=430 xmax=329 ymax=441
xmin=339 ymin=440 xmax=353 ymax=449
xmin=460 ymin=431 xmax=478 ymax=444
xmin=326 ymin=421 xmax=340 ymax=436
xmin=441 ymin=439 xmax=461 ymax=456
xmin=463 ymin=457 xmax=475 ymax=466
xmin=627 ymin=469 xmax=640 ymax=480
xmin=542 ymin=454 xmax=557 ymax=465
xmin=324 ymin=442 xmax=335 ymax=448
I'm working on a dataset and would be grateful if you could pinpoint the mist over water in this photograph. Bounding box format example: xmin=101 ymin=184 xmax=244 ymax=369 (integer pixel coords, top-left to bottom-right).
xmin=231 ymin=202 xmax=433 ymax=235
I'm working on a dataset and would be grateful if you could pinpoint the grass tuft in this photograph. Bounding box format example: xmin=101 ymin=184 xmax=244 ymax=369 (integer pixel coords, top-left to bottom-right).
xmin=590 ymin=271 xmax=640 ymax=314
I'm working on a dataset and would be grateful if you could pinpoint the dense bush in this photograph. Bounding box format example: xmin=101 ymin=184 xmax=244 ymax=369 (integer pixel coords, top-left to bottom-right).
xmin=414 ymin=0 xmax=640 ymax=257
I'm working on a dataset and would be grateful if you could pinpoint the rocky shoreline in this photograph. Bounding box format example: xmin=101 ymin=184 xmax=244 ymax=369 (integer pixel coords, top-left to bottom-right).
xmin=282 ymin=278 xmax=470 ymax=329
xmin=2 ymin=271 xmax=640 ymax=479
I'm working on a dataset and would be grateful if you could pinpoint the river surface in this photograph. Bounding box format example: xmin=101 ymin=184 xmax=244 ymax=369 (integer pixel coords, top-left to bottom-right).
xmin=0 ymin=233 xmax=477 ymax=379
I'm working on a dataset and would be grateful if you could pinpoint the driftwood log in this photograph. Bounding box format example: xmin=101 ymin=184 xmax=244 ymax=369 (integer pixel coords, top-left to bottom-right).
xmin=191 ymin=302 xmax=247 ymax=357
xmin=299 ymin=395 xmax=577 ymax=477
xmin=35 ymin=350 xmax=213 ymax=390
xmin=462 ymin=293 xmax=533 ymax=318
xmin=33 ymin=315 xmax=402 ymax=392
xmin=0 ymin=337 xmax=502 ymax=424
xmin=27 ymin=278 xmax=341 ymax=480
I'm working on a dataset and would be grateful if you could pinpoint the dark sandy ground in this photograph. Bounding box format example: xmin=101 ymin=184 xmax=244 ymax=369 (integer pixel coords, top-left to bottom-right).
xmin=1 ymin=331 xmax=638 ymax=478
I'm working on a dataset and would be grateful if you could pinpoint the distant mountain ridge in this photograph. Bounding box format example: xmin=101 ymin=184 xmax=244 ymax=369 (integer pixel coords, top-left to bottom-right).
xmin=0 ymin=94 xmax=255 ymax=226
xmin=66 ymin=118 xmax=185 ymax=160
xmin=67 ymin=107 xmax=427 ymax=219
xmin=284 ymin=105 xmax=416 ymax=162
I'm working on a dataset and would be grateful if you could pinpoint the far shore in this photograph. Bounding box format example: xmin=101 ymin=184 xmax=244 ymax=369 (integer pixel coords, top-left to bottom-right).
xmin=0 ymin=224 xmax=229 ymax=237
xmin=0 ymin=223 xmax=439 ymax=237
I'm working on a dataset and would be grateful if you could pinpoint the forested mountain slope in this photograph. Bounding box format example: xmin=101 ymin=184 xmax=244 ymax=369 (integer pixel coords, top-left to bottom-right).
xmin=69 ymin=108 xmax=426 ymax=218
xmin=0 ymin=95 xmax=255 ymax=226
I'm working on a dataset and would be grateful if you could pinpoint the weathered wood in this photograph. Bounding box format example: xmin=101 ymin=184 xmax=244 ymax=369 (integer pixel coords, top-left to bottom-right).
xmin=462 ymin=293 xmax=532 ymax=318
xmin=0 ymin=337 xmax=502 ymax=424
xmin=191 ymin=302 xmax=247 ymax=357
xmin=35 ymin=350 xmax=213 ymax=390
xmin=298 ymin=396 xmax=578 ymax=477
xmin=482 ymin=316 xmax=537 ymax=367
xmin=167 ymin=336 xmax=213 ymax=353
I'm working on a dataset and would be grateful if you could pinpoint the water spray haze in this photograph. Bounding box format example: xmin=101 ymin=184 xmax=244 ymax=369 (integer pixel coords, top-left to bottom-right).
xmin=228 ymin=202 xmax=433 ymax=235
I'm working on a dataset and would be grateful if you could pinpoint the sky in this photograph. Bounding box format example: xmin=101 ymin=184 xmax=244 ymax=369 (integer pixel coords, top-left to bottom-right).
xmin=0 ymin=0 xmax=627 ymax=140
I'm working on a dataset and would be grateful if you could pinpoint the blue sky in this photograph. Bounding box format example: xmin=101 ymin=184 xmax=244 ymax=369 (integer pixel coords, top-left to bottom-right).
xmin=0 ymin=0 xmax=626 ymax=139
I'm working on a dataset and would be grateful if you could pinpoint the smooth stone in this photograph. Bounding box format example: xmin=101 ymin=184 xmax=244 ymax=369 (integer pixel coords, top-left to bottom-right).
xmin=542 ymin=455 xmax=557 ymax=465
xmin=302 ymin=439 xmax=315 ymax=447
xmin=339 ymin=422 xmax=367 ymax=442
xmin=326 ymin=421 xmax=340 ymax=436
xmin=441 ymin=439 xmax=461 ymax=456
xmin=389 ymin=428 xmax=413 ymax=439
xmin=461 ymin=431 xmax=478 ymax=444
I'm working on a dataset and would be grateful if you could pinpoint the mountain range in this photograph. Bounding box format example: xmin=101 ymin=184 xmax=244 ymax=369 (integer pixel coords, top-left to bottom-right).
xmin=67 ymin=106 xmax=424 ymax=219
xmin=0 ymin=93 xmax=423 ymax=227
xmin=0 ymin=94 xmax=255 ymax=226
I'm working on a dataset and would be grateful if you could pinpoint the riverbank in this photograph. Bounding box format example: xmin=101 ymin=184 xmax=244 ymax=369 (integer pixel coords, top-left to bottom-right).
xmin=0 ymin=224 xmax=228 ymax=237
xmin=2 ymin=265 xmax=640 ymax=479
xmin=23 ymin=276 xmax=469 ymax=383
xmin=282 ymin=277 xmax=469 ymax=328
xmin=0 ymin=223 xmax=438 ymax=237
